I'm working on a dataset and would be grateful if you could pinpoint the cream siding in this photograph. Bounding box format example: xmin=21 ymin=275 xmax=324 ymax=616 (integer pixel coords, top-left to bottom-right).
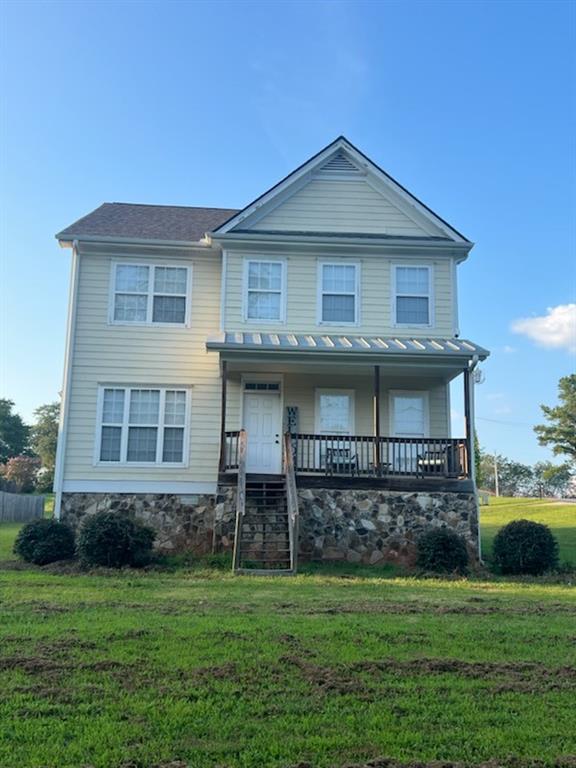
xmin=63 ymin=246 xmax=223 ymax=486
xmin=246 ymin=178 xmax=443 ymax=237
xmin=224 ymin=250 xmax=454 ymax=337
xmin=224 ymin=370 xmax=450 ymax=438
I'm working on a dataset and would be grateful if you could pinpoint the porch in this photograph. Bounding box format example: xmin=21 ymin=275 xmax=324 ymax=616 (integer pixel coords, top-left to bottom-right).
xmin=208 ymin=332 xmax=487 ymax=490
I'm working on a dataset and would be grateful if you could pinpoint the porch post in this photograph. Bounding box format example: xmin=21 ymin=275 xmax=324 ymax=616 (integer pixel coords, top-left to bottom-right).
xmin=373 ymin=365 xmax=381 ymax=474
xmin=463 ymin=365 xmax=474 ymax=482
xmin=218 ymin=360 xmax=228 ymax=473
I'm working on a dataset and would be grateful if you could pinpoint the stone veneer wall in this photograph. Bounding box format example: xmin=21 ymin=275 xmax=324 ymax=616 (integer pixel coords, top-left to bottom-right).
xmin=214 ymin=486 xmax=479 ymax=566
xmin=61 ymin=492 xmax=216 ymax=554
xmin=62 ymin=487 xmax=478 ymax=565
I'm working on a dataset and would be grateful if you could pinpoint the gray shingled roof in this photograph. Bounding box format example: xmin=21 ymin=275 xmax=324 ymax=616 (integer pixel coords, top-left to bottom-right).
xmin=207 ymin=332 xmax=490 ymax=359
xmin=55 ymin=203 xmax=239 ymax=243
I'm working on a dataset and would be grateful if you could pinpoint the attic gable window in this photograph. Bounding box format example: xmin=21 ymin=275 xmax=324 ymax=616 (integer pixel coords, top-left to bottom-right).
xmin=318 ymin=263 xmax=359 ymax=325
xmin=244 ymin=260 xmax=285 ymax=322
xmin=393 ymin=265 xmax=432 ymax=326
xmin=111 ymin=263 xmax=190 ymax=326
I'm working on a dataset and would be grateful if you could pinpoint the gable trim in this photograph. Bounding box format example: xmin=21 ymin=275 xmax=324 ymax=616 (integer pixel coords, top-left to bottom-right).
xmin=212 ymin=136 xmax=470 ymax=243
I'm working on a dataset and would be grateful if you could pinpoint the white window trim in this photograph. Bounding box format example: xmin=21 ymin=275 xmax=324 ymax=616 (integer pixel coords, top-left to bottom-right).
xmin=388 ymin=390 xmax=430 ymax=438
xmin=317 ymin=261 xmax=360 ymax=326
xmin=314 ymin=388 xmax=356 ymax=434
xmin=109 ymin=262 xmax=192 ymax=327
xmin=242 ymin=258 xmax=287 ymax=324
xmin=391 ymin=264 xmax=434 ymax=328
xmin=94 ymin=385 xmax=191 ymax=467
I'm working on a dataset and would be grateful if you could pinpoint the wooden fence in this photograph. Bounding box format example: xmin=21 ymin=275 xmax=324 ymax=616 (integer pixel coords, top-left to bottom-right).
xmin=0 ymin=492 xmax=44 ymax=522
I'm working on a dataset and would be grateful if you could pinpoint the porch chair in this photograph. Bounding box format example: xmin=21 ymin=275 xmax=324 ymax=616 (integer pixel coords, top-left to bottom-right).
xmin=417 ymin=445 xmax=462 ymax=478
xmin=325 ymin=446 xmax=358 ymax=476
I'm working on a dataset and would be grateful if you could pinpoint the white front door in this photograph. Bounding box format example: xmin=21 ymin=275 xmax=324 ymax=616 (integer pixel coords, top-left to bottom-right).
xmin=243 ymin=391 xmax=282 ymax=473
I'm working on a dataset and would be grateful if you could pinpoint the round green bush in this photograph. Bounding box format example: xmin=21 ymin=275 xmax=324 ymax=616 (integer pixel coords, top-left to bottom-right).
xmin=492 ymin=519 xmax=558 ymax=575
xmin=77 ymin=511 xmax=155 ymax=568
xmin=416 ymin=527 xmax=469 ymax=574
xmin=14 ymin=518 xmax=75 ymax=565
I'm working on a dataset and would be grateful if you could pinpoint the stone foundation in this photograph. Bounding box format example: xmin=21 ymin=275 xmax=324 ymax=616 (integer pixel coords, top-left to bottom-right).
xmin=61 ymin=492 xmax=216 ymax=554
xmin=62 ymin=486 xmax=478 ymax=565
xmin=214 ymin=486 xmax=479 ymax=566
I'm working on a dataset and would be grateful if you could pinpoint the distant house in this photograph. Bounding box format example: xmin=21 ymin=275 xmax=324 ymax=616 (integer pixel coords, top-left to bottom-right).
xmin=54 ymin=137 xmax=489 ymax=573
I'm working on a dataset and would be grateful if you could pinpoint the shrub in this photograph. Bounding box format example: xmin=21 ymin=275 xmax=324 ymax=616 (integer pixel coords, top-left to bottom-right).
xmin=77 ymin=511 xmax=155 ymax=568
xmin=14 ymin=518 xmax=75 ymax=565
xmin=492 ymin=519 xmax=558 ymax=575
xmin=416 ymin=527 xmax=469 ymax=574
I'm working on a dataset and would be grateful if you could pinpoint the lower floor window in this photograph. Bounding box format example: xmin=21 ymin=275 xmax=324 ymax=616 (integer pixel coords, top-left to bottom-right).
xmin=98 ymin=387 xmax=188 ymax=464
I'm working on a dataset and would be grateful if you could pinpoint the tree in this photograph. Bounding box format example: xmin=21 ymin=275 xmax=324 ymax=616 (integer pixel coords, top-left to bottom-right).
xmin=0 ymin=456 xmax=40 ymax=493
xmin=30 ymin=402 xmax=60 ymax=473
xmin=0 ymin=399 xmax=29 ymax=462
xmin=474 ymin=432 xmax=485 ymax=488
xmin=478 ymin=453 xmax=533 ymax=496
xmin=532 ymin=461 xmax=573 ymax=498
xmin=534 ymin=375 xmax=576 ymax=462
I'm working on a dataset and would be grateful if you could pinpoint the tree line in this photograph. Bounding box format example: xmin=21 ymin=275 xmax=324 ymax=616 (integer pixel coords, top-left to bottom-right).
xmin=0 ymin=399 xmax=60 ymax=493
xmin=476 ymin=374 xmax=575 ymax=498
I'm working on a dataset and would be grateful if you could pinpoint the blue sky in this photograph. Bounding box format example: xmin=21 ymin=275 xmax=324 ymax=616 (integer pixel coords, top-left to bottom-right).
xmin=1 ymin=0 xmax=574 ymax=465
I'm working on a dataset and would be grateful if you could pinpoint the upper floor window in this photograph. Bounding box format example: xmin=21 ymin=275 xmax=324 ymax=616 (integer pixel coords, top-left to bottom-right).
xmin=111 ymin=263 xmax=190 ymax=325
xmin=393 ymin=265 xmax=432 ymax=326
xmin=318 ymin=263 xmax=359 ymax=324
xmin=97 ymin=386 xmax=189 ymax=465
xmin=244 ymin=260 xmax=285 ymax=322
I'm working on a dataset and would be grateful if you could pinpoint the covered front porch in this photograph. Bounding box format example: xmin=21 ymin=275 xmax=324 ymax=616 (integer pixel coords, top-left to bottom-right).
xmin=208 ymin=332 xmax=487 ymax=489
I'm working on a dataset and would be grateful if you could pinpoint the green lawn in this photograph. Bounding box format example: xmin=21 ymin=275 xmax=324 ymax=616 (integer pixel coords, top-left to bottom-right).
xmin=0 ymin=499 xmax=574 ymax=768
xmin=481 ymin=496 xmax=576 ymax=566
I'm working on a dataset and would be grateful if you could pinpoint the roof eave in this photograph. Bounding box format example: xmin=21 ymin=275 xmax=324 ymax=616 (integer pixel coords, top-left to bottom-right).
xmin=55 ymin=233 xmax=213 ymax=249
xmin=209 ymin=230 xmax=473 ymax=253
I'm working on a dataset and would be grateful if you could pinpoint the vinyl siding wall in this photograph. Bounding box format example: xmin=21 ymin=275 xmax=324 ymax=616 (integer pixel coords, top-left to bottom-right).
xmin=63 ymin=245 xmax=223 ymax=487
xmin=224 ymin=250 xmax=454 ymax=337
xmin=249 ymin=178 xmax=443 ymax=237
xmin=224 ymin=371 xmax=449 ymax=438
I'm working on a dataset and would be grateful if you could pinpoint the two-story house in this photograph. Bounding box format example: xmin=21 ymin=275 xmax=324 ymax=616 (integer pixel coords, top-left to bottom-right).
xmin=54 ymin=137 xmax=489 ymax=572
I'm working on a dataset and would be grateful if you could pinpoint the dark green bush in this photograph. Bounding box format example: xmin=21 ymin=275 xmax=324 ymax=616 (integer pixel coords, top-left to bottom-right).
xmin=416 ymin=527 xmax=469 ymax=574
xmin=14 ymin=518 xmax=75 ymax=565
xmin=492 ymin=519 xmax=558 ymax=575
xmin=77 ymin=511 xmax=155 ymax=568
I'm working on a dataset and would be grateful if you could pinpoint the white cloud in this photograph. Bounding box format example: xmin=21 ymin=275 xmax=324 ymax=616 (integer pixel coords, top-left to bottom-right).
xmin=511 ymin=304 xmax=576 ymax=354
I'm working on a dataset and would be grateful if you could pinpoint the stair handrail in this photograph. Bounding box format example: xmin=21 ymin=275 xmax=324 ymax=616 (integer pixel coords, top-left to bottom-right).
xmin=283 ymin=432 xmax=299 ymax=573
xmin=232 ymin=429 xmax=247 ymax=572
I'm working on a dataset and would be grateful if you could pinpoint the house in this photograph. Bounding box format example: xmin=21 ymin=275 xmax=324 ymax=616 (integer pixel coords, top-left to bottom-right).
xmin=54 ymin=137 xmax=489 ymax=572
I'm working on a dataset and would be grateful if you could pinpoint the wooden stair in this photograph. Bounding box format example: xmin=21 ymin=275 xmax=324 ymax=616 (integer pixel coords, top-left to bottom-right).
xmin=232 ymin=432 xmax=299 ymax=575
xmin=235 ymin=476 xmax=292 ymax=573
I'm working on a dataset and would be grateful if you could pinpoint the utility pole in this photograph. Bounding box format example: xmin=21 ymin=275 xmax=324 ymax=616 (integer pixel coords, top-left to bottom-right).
xmin=493 ymin=453 xmax=499 ymax=497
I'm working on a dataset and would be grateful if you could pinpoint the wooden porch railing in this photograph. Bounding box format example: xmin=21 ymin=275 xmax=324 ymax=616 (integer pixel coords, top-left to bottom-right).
xmin=223 ymin=430 xmax=241 ymax=471
xmin=232 ymin=429 xmax=247 ymax=572
xmin=283 ymin=432 xmax=299 ymax=573
xmin=290 ymin=434 xmax=469 ymax=479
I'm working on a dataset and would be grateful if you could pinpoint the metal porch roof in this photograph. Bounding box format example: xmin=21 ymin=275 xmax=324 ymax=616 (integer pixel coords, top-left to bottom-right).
xmin=206 ymin=332 xmax=490 ymax=359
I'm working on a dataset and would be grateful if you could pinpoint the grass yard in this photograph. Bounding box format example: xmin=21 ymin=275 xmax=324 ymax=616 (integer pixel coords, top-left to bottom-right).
xmin=0 ymin=500 xmax=574 ymax=768
xmin=481 ymin=496 xmax=576 ymax=566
